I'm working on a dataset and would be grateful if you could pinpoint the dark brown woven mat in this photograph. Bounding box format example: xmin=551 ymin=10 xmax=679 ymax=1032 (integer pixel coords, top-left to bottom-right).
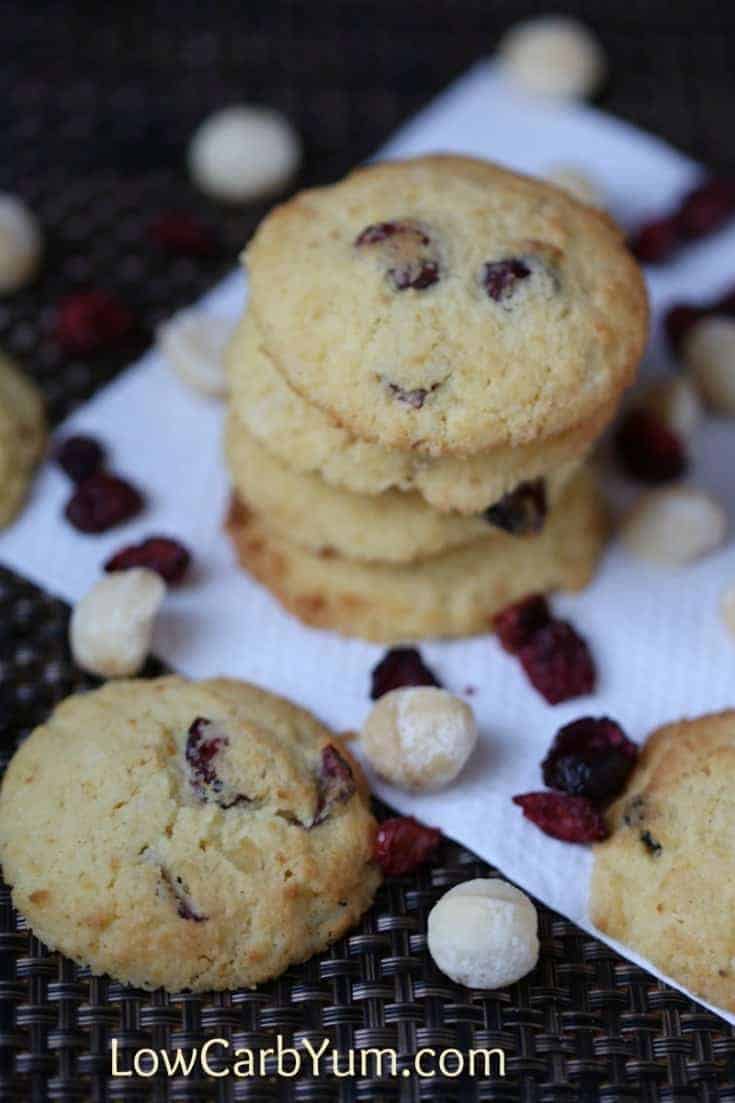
xmin=1 ymin=3 xmax=735 ymax=1099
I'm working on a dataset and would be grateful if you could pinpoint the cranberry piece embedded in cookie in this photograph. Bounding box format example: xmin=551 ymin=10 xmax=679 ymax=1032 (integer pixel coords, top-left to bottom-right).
xmin=541 ymin=716 xmax=637 ymax=801
xmin=160 ymin=867 xmax=208 ymax=922
xmin=385 ymin=381 xmax=437 ymax=409
xmin=55 ymin=289 xmax=135 ymax=355
xmin=512 ymin=792 xmax=608 ymax=843
xmin=518 ymin=621 xmax=596 ymax=705
xmin=64 ymin=472 xmax=144 ymax=533
xmin=492 ymin=594 xmax=551 ymax=654
xmin=370 ymin=647 xmax=441 ymax=700
xmin=676 ymin=178 xmax=735 ymax=239
xmin=481 ymin=257 xmax=531 ymax=302
xmin=615 ymin=408 xmax=687 ymax=483
xmin=105 ymin=536 xmax=191 ymax=584
xmin=55 ymin=434 xmax=106 ymax=484
xmin=375 ymin=815 xmax=441 ymax=875
xmin=312 ymin=744 xmax=356 ymax=826
xmin=355 ymin=219 xmax=440 ymax=291
xmin=484 ymin=480 xmax=547 ymax=535
xmin=185 ymin=717 xmax=249 ymax=809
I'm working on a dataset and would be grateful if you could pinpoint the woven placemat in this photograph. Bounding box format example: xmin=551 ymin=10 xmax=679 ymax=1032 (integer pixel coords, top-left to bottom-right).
xmin=1 ymin=4 xmax=735 ymax=1099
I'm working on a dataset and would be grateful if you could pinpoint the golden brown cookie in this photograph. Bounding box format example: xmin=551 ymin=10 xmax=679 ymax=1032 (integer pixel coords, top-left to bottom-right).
xmin=0 ymin=352 xmax=45 ymax=527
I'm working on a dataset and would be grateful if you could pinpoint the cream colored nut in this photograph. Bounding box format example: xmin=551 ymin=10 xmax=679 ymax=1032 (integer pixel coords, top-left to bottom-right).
xmin=683 ymin=316 xmax=735 ymax=415
xmin=361 ymin=686 xmax=477 ymax=792
xmin=638 ymin=376 xmax=703 ymax=441
xmin=428 ymin=879 xmax=539 ymax=989
xmin=546 ymin=165 xmax=605 ymax=209
xmin=70 ymin=569 xmax=166 ymax=678
xmin=188 ymin=105 xmax=301 ymax=203
xmin=620 ymin=487 xmax=727 ymax=565
xmin=721 ymin=580 xmax=735 ymax=639
xmin=0 ymin=194 xmax=42 ymax=295
xmin=498 ymin=16 xmax=606 ymax=100
xmin=157 ymin=309 xmax=234 ymax=398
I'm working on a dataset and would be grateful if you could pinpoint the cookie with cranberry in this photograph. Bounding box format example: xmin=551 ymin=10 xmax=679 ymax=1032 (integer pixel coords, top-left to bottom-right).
xmin=245 ymin=154 xmax=647 ymax=456
xmin=0 ymin=677 xmax=380 ymax=992
xmin=226 ymin=310 xmax=596 ymax=515
xmin=591 ymin=711 xmax=735 ymax=1012
xmin=0 ymin=352 xmax=46 ymax=527
xmin=226 ymin=467 xmax=607 ymax=642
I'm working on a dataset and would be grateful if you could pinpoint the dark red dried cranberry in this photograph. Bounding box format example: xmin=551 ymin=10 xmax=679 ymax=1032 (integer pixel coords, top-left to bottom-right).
xmin=676 ymin=178 xmax=735 ymax=239
xmin=147 ymin=212 xmax=218 ymax=257
xmin=55 ymin=290 xmax=135 ymax=355
xmin=160 ymin=867 xmax=208 ymax=922
xmin=185 ymin=717 xmax=249 ymax=809
xmin=518 ymin=621 xmax=596 ymax=705
xmin=629 ymin=216 xmax=680 ymax=264
xmin=64 ymin=472 xmax=143 ymax=533
xmin=714 ymin=284 xmax=735 ymax=317
xmin=484 ymin=480 xmax=547 ymax=535
xmin=313 ymin=744 xmax=356 ymax=825
xmin=513 ymin=792 xmax=608 ymax=843
xmin=615 ymin=408 xmax=687 ymax=484
xmin=664 ymin=303 xmax=704 ymax=351
xmin=355 ymin=219 xmax=440 ymax=291
xmin=386 ymin=382 xmax=436 ymax=409
xmin=375 ymin=816 xmax=441 ymax=875
xmin=481 ymin=258 xmax=531 ymax=302
xmin=370 ymin=647 xmax=441 ymax=700
xmin=492 ymin=594 xmax=551 ymax=654
xmin=55 ymin=434 xmax=106 ymax=483
xmin=105 ymin=536 xmax=190 ymax=584
xmin=542 ymin=717 xmax=637 ymax=801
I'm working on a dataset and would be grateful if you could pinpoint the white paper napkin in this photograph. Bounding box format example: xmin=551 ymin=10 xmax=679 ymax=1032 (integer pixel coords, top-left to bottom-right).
xmin=3 ymin=61 xmax=735 ymax=1022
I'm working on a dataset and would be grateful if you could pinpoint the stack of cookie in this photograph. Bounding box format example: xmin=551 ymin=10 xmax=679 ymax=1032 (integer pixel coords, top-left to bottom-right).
xmin=225 ymin=156 xmax=648 ymax=642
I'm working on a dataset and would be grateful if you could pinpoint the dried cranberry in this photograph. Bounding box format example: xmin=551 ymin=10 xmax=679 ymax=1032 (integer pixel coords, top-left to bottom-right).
xmin=481 ymin=258 xmax=531 ymax=302
xmin=105 ymin=536 xmax=190 ymax=584
xmin=370 ymin=647 xmax=441 ymax=700
xmin=676 ymin=178 xmax=735 ymax=239
xmin=664 ymin=303 xmax=704 ymax=351
xmin=55 ymin=434 xmax=106 ymax=483
xmin=185 ymin=717 xmax=248 ymax=809
xmin=160 ymin=867 xmax=208 ymax=922
xmin=484 ymin=480 xmax=547 ymax=535
xmin=55 ymin=290 xmax=135 ymax=355
xmin=512 ymin=792 xmax=608 ymax=843
xmin=518 ymin=621 xmax=596 ymax=705
xmin=386 ymin=382 xmax=436 ymax=409
xmin=375 ymin=816 xmax=441 ymax=876
xmin=714 ymin=284 xmax=735 ymax=317
xmin=148 ymin=211 xmax=218 ymax=257
xmin=629 ymin=216 xmax=680 ymax=264
xmin=615 ymin=408 xmax=687 ymax=483
xmin=355 ymin=219 xmax=440 ymax=291
xmin=64 ymin=472 xmax=143 ymax=533
xmin=492 ymin=594 xmax=551 ymax=653
xmin=542 ymin=717 xmax=637 ymax=801
xmin=313 ymin=744 xmax=356 ymax=825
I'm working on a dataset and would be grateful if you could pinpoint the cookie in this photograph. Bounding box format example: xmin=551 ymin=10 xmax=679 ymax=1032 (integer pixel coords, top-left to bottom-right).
xmin=590 ymin=711 xmax=735 ymax=1012
xmin=0 ymin=353 xmax=46 ymax=527
xmin=224 ymin=410 xmax=580 ymax=564
xmin=226 ymin=468 xmax=608 ymax=642
xmin=245 ymin=155 xmax=648 ymax=456
xmin=226 ymin=310 xmax=597 ymax=514
xmin=0 ymin=676 xmax=381 ymax=992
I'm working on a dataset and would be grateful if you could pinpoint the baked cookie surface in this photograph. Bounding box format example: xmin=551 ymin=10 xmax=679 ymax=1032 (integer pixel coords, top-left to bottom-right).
xmin=591 ymin=711 xmax=735 ymax=1012
xmin=0 ymin=353 xmax=45 ymax=527
xmin=246 ymin=155 xmax=647 ymax=456
xmin=0 ymin=677 xmax=380 ymax=992
xmin=227 ymin=310 xmax=597 ymax=514
xmin=226 ymin=467 xmax=608 ymax=642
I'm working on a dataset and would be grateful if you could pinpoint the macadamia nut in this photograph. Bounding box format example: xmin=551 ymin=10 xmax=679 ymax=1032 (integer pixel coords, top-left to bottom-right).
xmin=157 ymin=309 xmax=233 ymax=398
xmin=547 ymin=165 xmax=605 ymax=209
xmin=721 ymin=580 xmax=735 ymax=639
xmin=498 ymin=16 xmax=606 ymax=100
xmin=683 ymin=316 xmax=735 ymax=415
xmin=620 ymin=487 xmax=727 ymax=565
xmin=188 ymin=105 xmax=301 ymax=203
xmin=0 ymin=194 xmax=42 ymax=295
xmin=70 ymin=569 xmax=166 ymax=678
xmin=361 ymin=686 xmax=477 ymax=792
xmin=428 ymin=879 xmax=539 ymax=989
xmin=638 ymin=376 xmax=703 ymax=442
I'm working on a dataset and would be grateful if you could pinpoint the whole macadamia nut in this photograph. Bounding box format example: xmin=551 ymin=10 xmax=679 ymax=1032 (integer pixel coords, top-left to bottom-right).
xmin=188 ymin=105 xmax=301 ymax=203
xmin=70 ymin=568 xmax=166 ymax=678
xmin=683 ymin=316 xmax=735 ymax=415
xmin=498 ymin=16 xmax=607 ymax=101
xmin=361 ymin=686 xmax=478 ymax=792
xmin=156 ymin=309 xmax=233 ymax=398
xmin=0 ymin=194 xmax=42 ymax=294
xmin=428 ymin=879 xmax=540 ymax=989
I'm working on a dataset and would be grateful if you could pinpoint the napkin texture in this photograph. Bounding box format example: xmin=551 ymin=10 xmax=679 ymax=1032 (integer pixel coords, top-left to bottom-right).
xmin=3 ymin=61 xmax=735 ymax=1021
